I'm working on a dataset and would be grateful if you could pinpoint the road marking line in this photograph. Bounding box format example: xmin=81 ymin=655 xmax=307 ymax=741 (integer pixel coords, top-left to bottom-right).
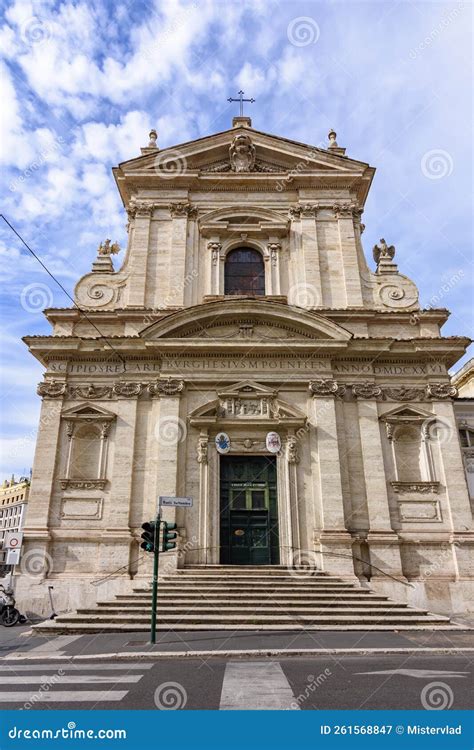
xmin=219 ymin=661 xmax=299 ymax=710
xmin=4 ymin=663 xmax=153 ymax=671
xmin=25 ymin=636 xmax=81 ymax=654
xmin=355 ymin=668 xmax=469 ymax=679
xmin=1 ymin=675 xmax=143 ymax=684
xmin=0 ymin=691 xmax=128 ymax=702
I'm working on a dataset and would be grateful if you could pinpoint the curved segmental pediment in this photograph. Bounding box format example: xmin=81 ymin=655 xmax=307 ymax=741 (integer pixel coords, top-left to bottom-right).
xmin=140 ymin=300 xmax=352 ymax=342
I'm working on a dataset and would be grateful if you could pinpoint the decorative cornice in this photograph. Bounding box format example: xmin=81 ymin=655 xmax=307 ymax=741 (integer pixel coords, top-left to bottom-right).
xmin=59 ymin=479 xmax=107 ymax=490
xmin=309 ymin=379 xmax=346 ymax=398
xmin=147 ymin=378 xmax=184 ymax=397
xmin=169 ymin=202 xmax=197 ymax=218
xmin=112 ymin=382 xmax=143 ymax=398
xmin=37 ymin=380 xmax=67 ymax=398
xmin=391 ymin=481 xmax=441 ymax=494
xmin=68 ymin=384 xmax=112 ymax=400
xmin=426 ymin=383 xmax=458 ymax=399
xmin=383 ymin=386 xmax=426 ymax=401
xmin=352 ymin=381 xmax=383 ymax=399
xmin=37 ymin=378 xmax=459 ymax=403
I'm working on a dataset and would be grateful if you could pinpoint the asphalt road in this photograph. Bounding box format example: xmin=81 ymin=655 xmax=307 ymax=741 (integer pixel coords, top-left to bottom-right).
xmin=0 ymin=655 xmax=472 ymax=710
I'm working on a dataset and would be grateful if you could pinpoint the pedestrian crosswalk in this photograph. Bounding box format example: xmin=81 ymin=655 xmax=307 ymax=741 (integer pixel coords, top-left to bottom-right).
xmin=0 ymin=662 xmax=153 ymax=705
xmin=0 ymin=656 xmax=470 ymax=710
xmin=220 ymin=661 xmax=299 ymax=710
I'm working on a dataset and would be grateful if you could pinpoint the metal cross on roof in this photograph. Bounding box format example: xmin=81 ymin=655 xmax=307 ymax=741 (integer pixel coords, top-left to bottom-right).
xmin=227 ymin=90 xmax=255 ymax=117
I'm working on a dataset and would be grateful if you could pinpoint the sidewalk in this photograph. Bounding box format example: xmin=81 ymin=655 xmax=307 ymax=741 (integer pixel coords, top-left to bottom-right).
xmin=2 ymin=626 xmax=473 ymax=661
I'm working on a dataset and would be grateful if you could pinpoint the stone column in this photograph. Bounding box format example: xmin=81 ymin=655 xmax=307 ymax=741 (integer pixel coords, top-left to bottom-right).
xmin=208 ymin=445 xmax=220 ymax=563
xmin=127 ymin=205 xmax=152 ymax=307
xmin=267 ymin=241 xmax=281 ymax=296
xmin=355 ymin=389 xmax=404 ymax=578
xmin=208 ymin=240 xmax=222 ymax=296
xmin=197 ymin=431 xmax=210 ymax=563
xmin=311 ymin=383 xmax=355 ymax=576
xmin=333 ymin=205 xmax=364 ymax=307
xmin=285 ymin=433 xmax=301 ymax=557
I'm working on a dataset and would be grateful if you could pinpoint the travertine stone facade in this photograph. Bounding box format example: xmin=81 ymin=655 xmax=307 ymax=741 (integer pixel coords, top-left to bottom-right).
xmin=18 ymin=119 xmax=473 ymax=617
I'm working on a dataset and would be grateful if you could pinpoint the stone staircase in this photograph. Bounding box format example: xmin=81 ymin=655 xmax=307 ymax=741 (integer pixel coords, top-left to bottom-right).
xmin=34 ymin=565 xmax=456 ymax=633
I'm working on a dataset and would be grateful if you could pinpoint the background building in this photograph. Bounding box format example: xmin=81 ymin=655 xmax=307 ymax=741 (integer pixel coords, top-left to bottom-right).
xmin=0 ymin=475 xmax=30 ymax=576
xmin=453 ymin=359 xmax=474 ymax=513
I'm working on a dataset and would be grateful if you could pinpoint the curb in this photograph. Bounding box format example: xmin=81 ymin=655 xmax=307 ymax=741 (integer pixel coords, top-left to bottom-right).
xmin=2 ymin=647 xmax=474 ymax=661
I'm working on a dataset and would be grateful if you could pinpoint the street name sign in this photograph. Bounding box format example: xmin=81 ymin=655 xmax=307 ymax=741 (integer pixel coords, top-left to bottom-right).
xmin=159 ymin=496 xmax=193 ymax=508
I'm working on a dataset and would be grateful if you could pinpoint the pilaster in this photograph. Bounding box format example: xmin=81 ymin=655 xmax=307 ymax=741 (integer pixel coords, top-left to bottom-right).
xmin=127 ymin=205 xmax=151 ymax=307
xmin=333 ymin=205 xmax=364 ymax=307
xmin=299 ymin=208 xmax=323 ymax=307
xmin=356 ymin=397 xmax=404 ymax=578
xmin=312 ymin=393 xmax=355 ymax=576
xmin=168 ymin=204 xmax=193 ymax=305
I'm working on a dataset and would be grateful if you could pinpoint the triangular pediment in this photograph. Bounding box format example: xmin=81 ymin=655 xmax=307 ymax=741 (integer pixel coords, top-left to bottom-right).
xmin=218 ymin=380 xmax=277 ymax=397
xmin=381 ymin=404 xmax=433 ymax=422
xmin=113 ymin=126 xmax=375 ymax=207
xmin=140 ymin=300 xmax=352 ymax=344
xmin=61 ymin=403 xmax=115 ymax=419
xmin=118 ymin=127 xmax=368 ymax=175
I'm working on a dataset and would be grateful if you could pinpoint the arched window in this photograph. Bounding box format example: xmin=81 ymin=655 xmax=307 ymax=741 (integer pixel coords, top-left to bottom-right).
xmin=224 ymin=247 xmax=265 ymax=296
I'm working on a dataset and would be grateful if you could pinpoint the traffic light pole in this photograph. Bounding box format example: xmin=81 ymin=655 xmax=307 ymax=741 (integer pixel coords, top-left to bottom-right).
xmin=150 ymin=514 xmax=161 ymax=645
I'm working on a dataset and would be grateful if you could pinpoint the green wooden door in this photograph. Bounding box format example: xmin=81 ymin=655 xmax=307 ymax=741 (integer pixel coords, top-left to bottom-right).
xmin=220 ymin=456 xmax=279 ymax=565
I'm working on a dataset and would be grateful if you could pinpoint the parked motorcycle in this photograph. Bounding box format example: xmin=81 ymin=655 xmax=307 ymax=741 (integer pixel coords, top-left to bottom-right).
xmin=0 ymin=584 xmax=21 ymax=626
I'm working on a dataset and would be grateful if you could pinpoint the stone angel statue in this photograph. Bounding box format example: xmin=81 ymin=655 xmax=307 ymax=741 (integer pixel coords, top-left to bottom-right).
xmin=98 ymin=239 xmax=121 ymax=256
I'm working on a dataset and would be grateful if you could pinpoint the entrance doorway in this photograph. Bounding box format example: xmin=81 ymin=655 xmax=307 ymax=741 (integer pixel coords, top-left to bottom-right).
xmin=219 ymin=455 xmax=279 ymax=565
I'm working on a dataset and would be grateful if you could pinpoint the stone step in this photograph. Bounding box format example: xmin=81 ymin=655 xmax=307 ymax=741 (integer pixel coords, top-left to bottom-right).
xmin=31 ymin=566 xmax=453 ymax=634
xmin=107 ymin=595 xmax=394 ymax=605
xmin=131 ymin=583 xmax=361 ymax=592
xmin=84 ymin=605 xmax=426 ymax=616
xmin=53 ymin=613 xmax=449 ymax=625
xmin=158 ymin=574 xmax=346 ymax=586
xmin=33 ymin=621 xmax=462 ymax=634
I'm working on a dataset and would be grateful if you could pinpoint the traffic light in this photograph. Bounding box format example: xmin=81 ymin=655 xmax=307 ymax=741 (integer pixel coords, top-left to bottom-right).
xmin=141 ymin=521 xmax=157 ymax=553
xmin=162 ymin=522 xmax=178 ymax=552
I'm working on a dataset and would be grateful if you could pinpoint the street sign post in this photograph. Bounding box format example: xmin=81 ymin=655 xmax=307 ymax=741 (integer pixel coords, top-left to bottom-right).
xmin=6 ymin=549 xmax=20 ymax=566
xmin=145 ymin=497 xmax=193 ymax=645
xmin=3 ymin=532 xmax=23 ymax=550
xmin=159 ymin=496 xmax=193 ymax=508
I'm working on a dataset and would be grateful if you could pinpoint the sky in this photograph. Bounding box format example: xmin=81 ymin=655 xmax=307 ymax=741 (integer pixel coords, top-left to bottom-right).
xmin=0 ymin=0 xmax=472 ymax=477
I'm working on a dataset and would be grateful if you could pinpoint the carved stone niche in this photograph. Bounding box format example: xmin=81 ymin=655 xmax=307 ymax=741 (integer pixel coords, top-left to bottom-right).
xmin=59 ymin=404 xmax=116 ymax=491
xmin=380 ymin=405 xmax=441 ymax=494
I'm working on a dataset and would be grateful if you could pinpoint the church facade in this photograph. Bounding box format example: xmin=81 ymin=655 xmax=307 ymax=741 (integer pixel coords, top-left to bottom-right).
xmin=19 ymin=116 xmax=473 ymax=618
